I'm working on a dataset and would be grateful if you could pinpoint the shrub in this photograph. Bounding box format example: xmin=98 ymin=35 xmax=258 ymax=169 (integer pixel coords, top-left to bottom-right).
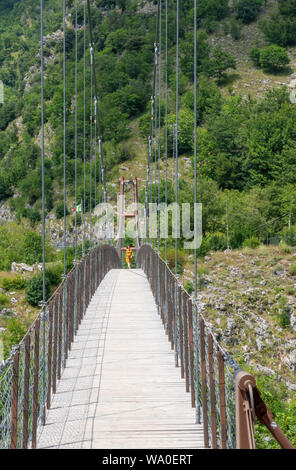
xmin=260 ymin=45 xmax=290 ymax=72
xmin=25 ymin=275 xmax=50 ymax=307
xmin=278 ymin=297 xmax=291 ymax=328
xmin=243 ymin=237 xmax=260 ymax=249
xmin=0 ymin=293 xmax=10 ymax=307
xmin=289 ymin=264 xmax=296 ymax=276
xmin=2 ymin=318 xmax=27 ymax=359
xmin=281 ymin=226 xmax=296 ymax=246
xmin=249 ymin=47 xmax=261 ymax=67
xmin=184 ymin=280 xmax=193 ymax=295
xmin=230 ymin=19 xmax=242 ymax=40
xmin=45 ymin=264 xmax=63 ymax=287
xmin=1 ymin=276 xmax=26 ymax=291
xmin=197 ymin=239 xmax=211 ymax=258
xmin=207 ymin=232 xmax=227 ymax=251
xmin=56 ymin=202 xmax=68 ymax=219
xmin=166 ymin=248 xmax=186 ymax=274
xmin=23 ymin=231 xmax=43 ymax=265
xmin=236 ymin=0 xmax=263 ymax=24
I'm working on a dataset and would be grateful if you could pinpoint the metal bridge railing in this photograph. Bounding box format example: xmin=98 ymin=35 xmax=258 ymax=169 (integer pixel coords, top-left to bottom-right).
xmin=0 ymin=245 xmax=120 ymax=449
xmin=137 ymin=244 xmax=295 ymax=450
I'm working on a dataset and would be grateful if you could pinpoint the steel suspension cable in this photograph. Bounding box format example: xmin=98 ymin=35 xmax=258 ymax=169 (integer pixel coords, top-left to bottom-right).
xmin=193 ymin=0 xmax=201 ymax=425
xmin=165 ymin=0 xmax=168 ymax=266
xmin=74 ymin=0 xmax=78 ymax=334
xmin=83 ymin=0 xmax=87 ymax=313
xmin=158 ymin=0 xmax=162 ymax=257
xmin=83 ymin=0 xmax=86 ymax=258
xmin=62 ymin=0 xmax=67 ymax=369
xmin=174 ymin=0 xmax=179 ymax=368
xmin=89 ymin=53 xmax=93 ymax=295
xmin=87 ymin=0 xmax=107 ymax=202
xmin=40 ymin=0 xmax=46 ymax=426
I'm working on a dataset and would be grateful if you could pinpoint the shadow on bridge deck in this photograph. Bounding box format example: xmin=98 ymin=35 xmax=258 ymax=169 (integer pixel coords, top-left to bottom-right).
xmin=37 ymin=269 xmax=204 ymax=449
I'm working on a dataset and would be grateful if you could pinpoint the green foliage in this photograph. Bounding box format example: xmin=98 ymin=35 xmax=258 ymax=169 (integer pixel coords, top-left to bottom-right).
xmin=22 ymin=231 xmax=43 ymax=265
xmin=230 ymin=19 xmax=242 ymax=40
xmin=25 ymin=275 xmax=51 ymax=307
xmin=260 ymin=45 xmax=290 ymax=72
xmin=243 ymin=236 xmax=260 ymax=249
xmin=1 ymin=276 xmax=26 ymax=291
xmin=0 ymin=293 xmax=10 ymax=307
xmin=168 ymin=108 xmax=194 ymax=154
xmin=55 ymin=203 xmax=68 ymax=219
xmin=260 ymin=3 xmax=296 ymax=47
xmin=2 ymin=318 xmax=27 ymax=359
xmin=207 ymin=232 xmax=227 ymax=251
xmin=253 ymin=374 xmax=296 ymax=448
xmin=288 ymin=263 xmax=296 ymax=276
xmin=184 ymin=280 xmax=193 ymax=295
xmin=235 ymin=0 xmax=263 ymax=24
xmin=166 ymin=248 xmax=186 ymax=275
xmin=281 ymin=226 xmax=296 ymax=246
xmin=45 ymin=263 xmax=63 ymax=288
xmin=208 ymin=46 xmax=236 ymax=82
xmin=249 ymin=47 xmax=261 ymax=67
xmin=197 ymin=0 xmax=229 ymax=21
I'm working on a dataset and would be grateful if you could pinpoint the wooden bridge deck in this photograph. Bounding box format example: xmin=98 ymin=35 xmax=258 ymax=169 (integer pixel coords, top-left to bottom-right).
xmin=37 ymin=269 xmax=204 ymax=449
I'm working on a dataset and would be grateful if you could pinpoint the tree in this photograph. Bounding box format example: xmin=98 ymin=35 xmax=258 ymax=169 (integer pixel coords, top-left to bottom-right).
xmin=249 ymin=47 xmax=261 ymax=67
xmin=236 ymin=0 xmax=263 ymax=24
xmin=208 ymin=46 xmax=236 ymax=83
xmin=260 ymin=45 xmax=290 ymax=72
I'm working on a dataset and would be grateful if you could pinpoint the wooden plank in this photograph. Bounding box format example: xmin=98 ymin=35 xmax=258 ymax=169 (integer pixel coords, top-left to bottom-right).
xmin=36 ymin=269 xmax=204 ymax=449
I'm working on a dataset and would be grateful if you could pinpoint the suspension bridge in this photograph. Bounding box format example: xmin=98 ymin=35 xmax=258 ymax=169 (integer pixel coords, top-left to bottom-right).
xmin=0 ymin=0 xmax=294 ymax=451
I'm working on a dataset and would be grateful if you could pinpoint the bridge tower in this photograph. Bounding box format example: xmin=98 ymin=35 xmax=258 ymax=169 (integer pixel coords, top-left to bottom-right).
xmin=117 ymin=176 xmax=140 ymax=263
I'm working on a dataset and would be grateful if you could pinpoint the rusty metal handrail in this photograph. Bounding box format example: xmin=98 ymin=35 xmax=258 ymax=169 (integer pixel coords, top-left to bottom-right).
xmin=0 ymin=245 xmax=121 ymax=449
xmin=137 ymin=244 xmax=295 ymax=450
xmin=235 ymin=371 xmax=295 ymax=449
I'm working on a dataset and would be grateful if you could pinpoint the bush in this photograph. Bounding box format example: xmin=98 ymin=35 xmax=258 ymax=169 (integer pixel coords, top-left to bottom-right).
xmin=56 ymin=202 xmax=68 ymax=219
xmin=282 ymin=226 xmax=296 ymax=246
xmin=207 ymin=232 xmax=227 ymax=251
xmin=184 ymin=280 xmax=193 ymax=295
xmin=0 ymin=293 xmax=10 ymax=307
xmin=2 ymin=318 xmax=27 ymax=359
xmin=260 ymin=45 xmax=290 ymax=72
xmin=23 ymin=231 xmax=43 ymax=265
xmin=1 ymin=276 xmax=26 ymax=291
xmin=243 ymin=237 xmax=260 ymax=249
xmin=288 ymin=263 xmax=296 ymax=276
xmin=45 ymin=264 xmax=63 ymax=287
xmin=230 ymin=19 xmax=242 ymax=40
xmin=166 ymin=248 xmax=186 ymax=275
xmin=25 ymin=275 xmax=50 ymax=307
xmin=249 ymin=47 xmax=261 ymax=67
xmin=197 ymin=239 xmax=211 ymax=258
xmin=236 ymin=0 xmax=263 ymax=24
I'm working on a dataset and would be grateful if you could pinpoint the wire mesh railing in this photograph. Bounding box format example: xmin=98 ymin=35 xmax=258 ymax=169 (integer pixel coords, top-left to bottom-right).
xmin=137 ymin=244 xmax=295 ymax=450
xmin=0 ymin=245 xmax=120 ymax=449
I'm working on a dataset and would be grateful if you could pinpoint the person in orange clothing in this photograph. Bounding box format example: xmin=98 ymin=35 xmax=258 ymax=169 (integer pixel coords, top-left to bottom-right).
xmin=121 ymin=245 xmax=135 ymax=269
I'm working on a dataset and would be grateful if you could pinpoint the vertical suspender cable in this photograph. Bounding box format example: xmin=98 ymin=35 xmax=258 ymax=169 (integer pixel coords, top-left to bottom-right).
xmin=62 ymin=0 xmax=67 ymax=369
xmin=74 ymin=0 xmax=78 ymax=334
xmin=83 ymin=0 xmax=86 ymax=313
xmin=165 ymin=0 xmax=168 ymax=266
xmin=164 ymin=0 xmax=168 ymax=333
xmin=89 ymin=54 xmax=93 ymax=296
xmin=157 ymin=0 xmax=162 ymax=308
xmin=193 ymin=0 xmax=201 ymax=425
xmin=40 ymin=0 xmax=46 ymax=426
xmin=174 ymin=0 xmax=179 ymax=368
